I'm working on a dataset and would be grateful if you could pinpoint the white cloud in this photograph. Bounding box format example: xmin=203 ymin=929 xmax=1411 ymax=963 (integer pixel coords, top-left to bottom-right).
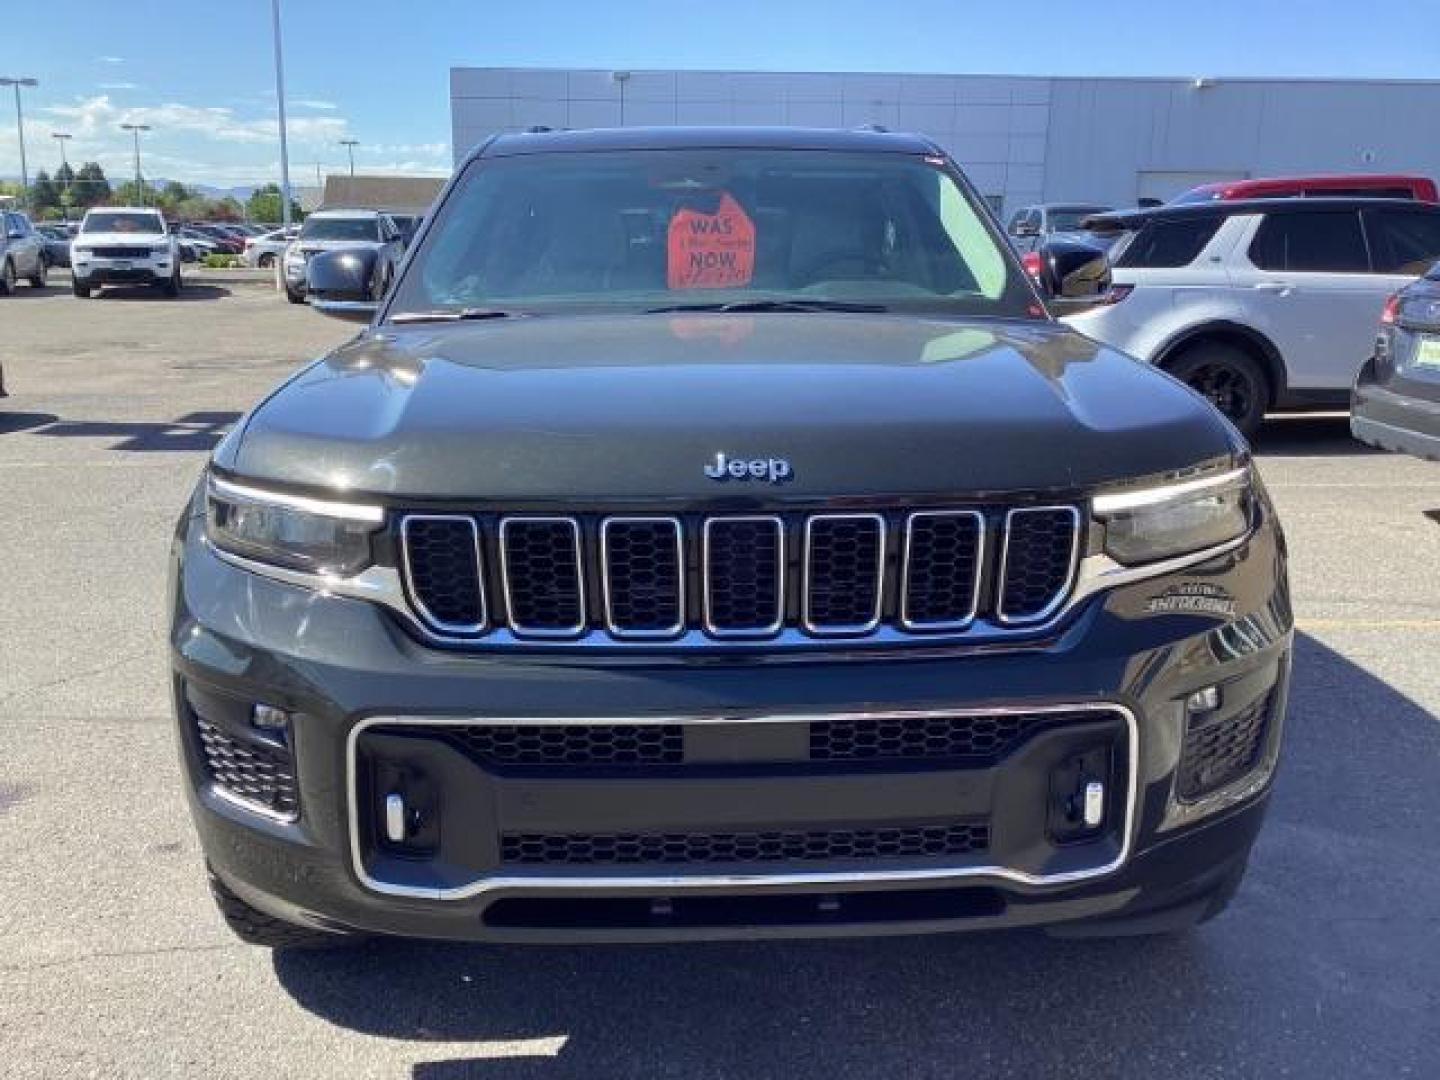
xmin=292 ymin=99 xmax=338 ymax=111
xmin=98 ymin=82 xmax=137 ymax=91
xmin=98 ymin=56 xmax=125 ymax=64
xmin=37 ymin=95 xmax=350 ymax=148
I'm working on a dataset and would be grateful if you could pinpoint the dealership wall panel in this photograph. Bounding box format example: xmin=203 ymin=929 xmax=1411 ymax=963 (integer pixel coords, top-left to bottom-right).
xmin=451 ymin=67 xmax=1440 ymax=218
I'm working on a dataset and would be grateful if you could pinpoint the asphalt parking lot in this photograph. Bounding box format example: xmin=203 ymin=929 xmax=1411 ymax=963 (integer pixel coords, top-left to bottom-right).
xmin=1 ymin=276 xmax=1438 ymax=1079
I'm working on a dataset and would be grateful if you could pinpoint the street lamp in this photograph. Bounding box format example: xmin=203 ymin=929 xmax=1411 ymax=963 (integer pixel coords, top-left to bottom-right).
xmin=0 ymin=76 xmax=39 ymax=207
xmin=120 ymin=122 xmax=151 ymax=204
xmin=52 ymin=131 xmax=73 ymax=221
xmin=270 ymin=0 xmax=294 ymax=229
xmin=338 ymin=138 xmax=358 ymax=177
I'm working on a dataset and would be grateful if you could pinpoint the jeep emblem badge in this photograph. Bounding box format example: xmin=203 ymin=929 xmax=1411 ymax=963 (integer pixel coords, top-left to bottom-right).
xmin=704 ymin=452 xmax=793 ymax=484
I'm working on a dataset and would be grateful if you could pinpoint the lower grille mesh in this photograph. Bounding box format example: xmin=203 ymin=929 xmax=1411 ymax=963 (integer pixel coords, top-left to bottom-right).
xmin=501 ymin=821 xmax=990 ymax=865
xmin=195 ymin=719 xmax=298 ymax=819
xmin=447 ymin=724 xmax=685 ymax=767
xmin=1178 ymin=695 xmax=1272 ymax=799
xmin=811 ymin=710 xmax=1099 ymax=764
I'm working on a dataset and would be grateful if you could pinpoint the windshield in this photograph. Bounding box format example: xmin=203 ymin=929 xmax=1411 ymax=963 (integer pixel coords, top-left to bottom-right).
xmin=1046 ymin=208 xmax=1109 ymax=233
xmin=83 ymin=212 xmax=165 ymax=235
xmin=389 ymin=148 xmax=1033 ymax=318
xmin=300 ymin=216 xmax=380 ymax=242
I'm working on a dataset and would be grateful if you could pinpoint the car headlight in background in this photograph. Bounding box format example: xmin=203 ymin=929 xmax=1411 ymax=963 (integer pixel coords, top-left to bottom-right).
xmin=205 ymin=474 xmax=383 ymax=576
xmin=1093 ymin=466 xmax=1251 ymax=565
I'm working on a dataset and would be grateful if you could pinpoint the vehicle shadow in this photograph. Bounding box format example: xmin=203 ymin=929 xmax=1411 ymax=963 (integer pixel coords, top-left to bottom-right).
xmin=1251 ymin=413 xmax=1377 ymax=457
xmin=271 ymin=632 xmax=1439 ymax=1078
xmin=32 ymin=410 xmax=240 ymax=451
xmin=0 ymin=411 xmax=60 ymax=436
xmin=88 ymin=284 xmax=233 ymax=302
xmin=2 ymin=284 xmax=68 ymax=298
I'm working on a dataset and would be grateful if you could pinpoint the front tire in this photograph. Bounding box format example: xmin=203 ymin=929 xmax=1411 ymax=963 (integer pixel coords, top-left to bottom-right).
xmin=0 ymin=259 xmax=15 ymax=295
xmin=1166 ymin=342 xmax=1270 ymax=439
xmin=285 ymin=285 xmax=305 ymax=305
xmin=208 ymin=868 xmax=360 ymax=951
xmin=72 ymin=280 xmax=92 ymax=298
xmin=162 ymin=268 xmax=182 ymax=298
xmin=28 ymin=259 xmax=46 ymax=288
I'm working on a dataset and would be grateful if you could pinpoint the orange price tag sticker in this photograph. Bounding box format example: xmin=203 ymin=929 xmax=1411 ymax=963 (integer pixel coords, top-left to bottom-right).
xmin=666 ymin=193 xmax=756 ymax=290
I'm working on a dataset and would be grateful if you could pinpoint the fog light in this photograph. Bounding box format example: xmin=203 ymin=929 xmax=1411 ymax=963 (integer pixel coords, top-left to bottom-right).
xmin=1186 ymin=686 xmax=1221 ymax=714
xmin=252 ymin=703 xmax=290 ymax=730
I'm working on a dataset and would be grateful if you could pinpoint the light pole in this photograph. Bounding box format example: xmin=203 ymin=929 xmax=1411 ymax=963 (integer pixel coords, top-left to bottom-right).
xmin=270 ymin=0 xmax=294 ymax=229
xmin=52 ymin=131 xmax=73 ymax=221
xmin=120 ymin=122 xmax=150 ymax=203
xmin=0 ymin=76 xmax=38 ymax=208
xmin=338 ymin=138 xmax=358 ymax=177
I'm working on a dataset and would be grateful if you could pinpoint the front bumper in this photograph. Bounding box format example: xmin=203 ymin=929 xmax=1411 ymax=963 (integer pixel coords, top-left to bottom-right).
xmin=170 ymin=501 xmax=1292 ymax=943
xmin=74 ymin=258 xmax=171 ymax=285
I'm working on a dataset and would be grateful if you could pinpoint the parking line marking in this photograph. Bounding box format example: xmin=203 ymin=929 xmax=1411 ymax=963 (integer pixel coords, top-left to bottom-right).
xmin=1298 ymin=619 xmax=1440 ymax=630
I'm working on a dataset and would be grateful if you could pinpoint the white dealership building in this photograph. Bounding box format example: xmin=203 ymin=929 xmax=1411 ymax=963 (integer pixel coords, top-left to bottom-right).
xmin=450 ymin=67 xmax=1440 ymax=218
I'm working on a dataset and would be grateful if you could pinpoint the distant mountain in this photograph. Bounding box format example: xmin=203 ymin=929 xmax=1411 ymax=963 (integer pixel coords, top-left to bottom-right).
xmin=153 ymin=179 xmax=258 ymax=201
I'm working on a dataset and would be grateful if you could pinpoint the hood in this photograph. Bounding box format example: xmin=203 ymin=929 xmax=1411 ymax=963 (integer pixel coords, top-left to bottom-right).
xmin=219 ymin=313 xmax=1240 ymax=502
xmin=74 ymin=232 xmax=169 ymax=247
xmin=295 ymin=239 xmax=384 ymax=255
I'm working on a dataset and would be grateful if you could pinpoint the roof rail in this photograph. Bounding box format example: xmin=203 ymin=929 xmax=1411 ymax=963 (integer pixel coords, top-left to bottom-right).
xmin=852 ymin=123 xmax=889 ymax=133
xmin=523 ymin=125 xmax=554 ymax=134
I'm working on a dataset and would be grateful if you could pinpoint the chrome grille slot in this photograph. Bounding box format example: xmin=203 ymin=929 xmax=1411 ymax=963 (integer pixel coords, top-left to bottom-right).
xmin=400 ymin=515 xmax=485 ymax=634
xmin=394 ymin=503 xmax=1085 ymax=645
xmin=901 ymin=510 xmax=984 ymax=630
xmin=500 ymin=517 xmax=585 ymax=636
xmin=998 ymin=507 xmax=1081 ymax=624
xmin=703 ymin=516 xmax=785 ymax=637
xmin=803 ymin=514 xmax=885 ymax=633
xmin=601 ymin=517 xmax=684 ymax=638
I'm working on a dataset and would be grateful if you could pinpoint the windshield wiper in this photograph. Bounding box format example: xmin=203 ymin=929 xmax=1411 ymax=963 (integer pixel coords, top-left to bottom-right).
xmin=646 ymin=299 xmax=888 ymax=314
xmin=389 ymin=308 xmax=521 ymax=323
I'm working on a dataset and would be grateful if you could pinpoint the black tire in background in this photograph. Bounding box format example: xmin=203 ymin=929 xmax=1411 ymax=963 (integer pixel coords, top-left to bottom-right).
xmin=28 ymin=259 xmax=46 ymax=288
xmin=285 ymin=286 xmax=305 ymax=305
xmin=0 ymin=260 xmax=14 ymax=295
xmin=1166 ymin=341 xmax=1270 ymax=439
xmin=72 ymin=280 xmax=91 ymax=298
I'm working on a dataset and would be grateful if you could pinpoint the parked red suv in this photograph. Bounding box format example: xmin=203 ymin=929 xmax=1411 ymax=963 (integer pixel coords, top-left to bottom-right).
xmin=1172 ymin=174 xmax=1438 ymax=204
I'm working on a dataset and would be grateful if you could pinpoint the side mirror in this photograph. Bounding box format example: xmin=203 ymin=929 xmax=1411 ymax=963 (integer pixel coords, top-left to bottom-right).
xmin=1035 ymin=237 xmax=1111 ymax=312
xmin=7 ymin=230 xmax=24 ymax=241
xmin=307 ymin=248 xmax=379 ymax=323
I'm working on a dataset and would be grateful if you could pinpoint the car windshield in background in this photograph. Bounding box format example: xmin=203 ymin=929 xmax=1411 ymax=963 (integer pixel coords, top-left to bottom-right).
xmin=1047 ymin=208 xmax=1109 ymax=232
xmin=299 ymin=217 xmax=380 ymax=241
xmin=83 ymin=212 xmax=165 ymax=234
xmin=391 ymin=149 xmax=1032 ymax=318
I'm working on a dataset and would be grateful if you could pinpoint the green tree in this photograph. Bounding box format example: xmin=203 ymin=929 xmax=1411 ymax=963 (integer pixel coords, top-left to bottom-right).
xmin=112 ymin=178 xmax=159 ymax=207
xmin=158 ymin=181 xmax=194 ymax=208
xmin=245 ymin=183 xmax=301 ymax=224
xmin=71 ymin=162 xmax=111 ymax=208
xmin=30 ymin=170 xmax=60 ymax=215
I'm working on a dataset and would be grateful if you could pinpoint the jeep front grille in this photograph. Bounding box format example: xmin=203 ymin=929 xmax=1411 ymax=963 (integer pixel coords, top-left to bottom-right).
xmin=500 ymin=820 xmax=990 ymax=866
xmin=398 ymin=505 xmax=1083 ymax=644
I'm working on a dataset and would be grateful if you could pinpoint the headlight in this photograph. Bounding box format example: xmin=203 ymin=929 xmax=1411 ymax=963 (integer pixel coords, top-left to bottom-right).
xmin=205 ymin=474 xmax=383 ymax=576
xmin=1093 ymin=466 xmax=1251 ymax=565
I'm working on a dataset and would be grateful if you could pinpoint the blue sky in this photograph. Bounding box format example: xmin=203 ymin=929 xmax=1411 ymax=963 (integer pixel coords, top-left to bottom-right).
xmin=3 ymin=0 xmax=1438 ymax=188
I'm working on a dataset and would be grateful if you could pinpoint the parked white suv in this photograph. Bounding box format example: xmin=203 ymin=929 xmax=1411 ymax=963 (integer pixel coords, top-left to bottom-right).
xmin=71 ymin=207 xmax=183 ymax=298
xmin=1063 ymin=198 xmax=1440 ymax=436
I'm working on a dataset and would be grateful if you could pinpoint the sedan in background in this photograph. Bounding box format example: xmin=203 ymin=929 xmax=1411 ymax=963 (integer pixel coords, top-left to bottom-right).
xmin=36 ymin=225 xmax=73 ymax=268
xmin=1352 ymin=265 xmax=1440 ymax=461
xmin=243 ymin=226 xmax=298 ymax=269
xmin=1007 ymin=203 xmax=1114 ymax=254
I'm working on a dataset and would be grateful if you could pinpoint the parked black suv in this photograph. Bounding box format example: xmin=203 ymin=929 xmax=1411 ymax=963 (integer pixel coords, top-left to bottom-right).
xmin=170 ymin=128 xmax=1292 ymax=948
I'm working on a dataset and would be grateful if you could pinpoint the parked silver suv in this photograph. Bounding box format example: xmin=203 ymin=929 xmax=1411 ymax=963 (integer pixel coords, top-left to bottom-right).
xmin=1 ymin=209 xmax=48 ymax=293
xmin=1063 ymin=199 xmax=1440 ymax=436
